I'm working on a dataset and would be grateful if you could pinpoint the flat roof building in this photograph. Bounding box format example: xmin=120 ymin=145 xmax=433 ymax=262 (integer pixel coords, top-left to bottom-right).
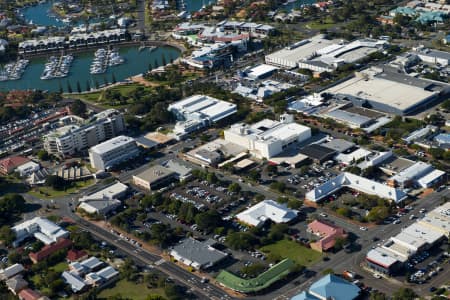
xmin=321 ymin=139 xmax=355 ymax=153
xmin=168 ymin=95 xmax=237 ymax=139
xmin=324 ymin=109 xmax=374 ymax=129
xmin=170 ymin=238 xmax=228 ymax=270
xmin=12 ymin=217 xmax=69 ymax=247
xmin=299 ymin=144 xmax=336 ymax=164
xmin=224 ymin=114 xmax=311 ymax=159
xmin=236 ymin=200 xmax=298 ymax=227
xmin=132 ymin=165 xmax=176 ymax=191
xmin=324 ymin=67 xmax=450 ymax=115
xmin=265 ymin=35 xmax=338 ymax=69
xmin=88 ymin=136 xmax=140 ymax=171
xmin=44 ymin=109 xmax=125 ymax=157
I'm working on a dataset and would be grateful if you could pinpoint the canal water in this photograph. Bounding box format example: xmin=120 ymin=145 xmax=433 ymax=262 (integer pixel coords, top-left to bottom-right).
xmin=0 ymin=46 xmax=180 ymax=92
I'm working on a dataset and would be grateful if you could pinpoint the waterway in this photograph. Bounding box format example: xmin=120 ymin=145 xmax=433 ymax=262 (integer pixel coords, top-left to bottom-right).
xmin=20 ymin=1 xmax=103 ymax=27
xmin=0 ymin=46 xmax=180 ymax=92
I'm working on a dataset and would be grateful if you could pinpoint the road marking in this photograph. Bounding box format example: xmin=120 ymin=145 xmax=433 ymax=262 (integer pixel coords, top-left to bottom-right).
xmin=155 ymin=258 xmax=165 ymax=266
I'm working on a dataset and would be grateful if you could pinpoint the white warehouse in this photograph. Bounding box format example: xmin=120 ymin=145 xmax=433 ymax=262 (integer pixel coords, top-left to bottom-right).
xmin=168 ymin=95 xmax=237 ymax=139
xmin=89 ymin=136 xmax=140 ymax=171
xmin=224 ymin=114 xmax=311 ymax=159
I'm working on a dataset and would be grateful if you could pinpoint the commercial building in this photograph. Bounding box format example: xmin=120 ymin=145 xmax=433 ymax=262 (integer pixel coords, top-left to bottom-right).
xmin=298 ymin=38 xmax=388 ymax=73
xmin=18 ymin=37 xmax=65 ymax=54
xmin=185 ymin=139 xmax=246 ymax=167
xmin=11 ymin=217 xmax=69 ymax=247
xmin=308 ymin=220 xmax=347 ymax=252
xmin=324 ymin=109 xmax=374 ymax=129
xmin=299 ymin=144 xmax=336 ymax=164
xmin=78 ymin=197 xmax=122 ymax=215
xmin=170 ymin=238 xmax=228 ymax=270
xmin=132 ymin=165 xmax=176 ymax=191
xmin=224 ymin=114 xmax=311 ymax=159
xmin=168 ymin=95 xmax=237 ymax=139
xmin=366 ymin=202 xmax=450 ymax=274
xmin=305 ymin=172 xmax=407 ymax=203
xmin=412 ymin=46 xmax=450 ymax=67
xmin=291 ymin=274 xmax=361 ymax=300
xmin=162 ymin=159 xmax=192 ymax=181
xmin=387 ymin=161 xmax=445 ymax=188
xmin=324 ymin=67 xmax=450 ymax=115
xmin=265 ymin=35 xmax=338 ymax=69
xmin=335 ymin=148 xmax=372 ymax=166
xmin=44 ymin=109 xmax=125 ymax=157
xmin=88 ymin=136 xmax=140 ymax=171
xmin=402 ymin=125 xmax=437 ymax=144
xmin=236 ymin=200 xmax=298 ymax=227
xmin=321 ymin=139 xmax=355 ymax=154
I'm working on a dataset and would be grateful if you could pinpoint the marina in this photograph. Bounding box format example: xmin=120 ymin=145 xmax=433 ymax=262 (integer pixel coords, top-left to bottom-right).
xmin=0 ymin=46 xmax=180 ymax=92
xmin=90 ymin=48 xmax=125 ymax=75
xmin=40 ymin=54 xmax=73 ymax=80
xmin=0 ymin=59 xmax=30 ymax=81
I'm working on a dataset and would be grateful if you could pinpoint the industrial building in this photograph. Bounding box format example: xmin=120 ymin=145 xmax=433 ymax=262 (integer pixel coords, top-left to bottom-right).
xmin=44 ymin=109 xmax=125 ymax=157
xmin=224 ymin=114 xmax=311 ymax=159
xmin=132 ymin=165 xmax=176 ymax=191
xmin=412 ymin=46 xmax=450 ymax=67
xmin=236 ymin=200 xmax=298 ymax=227
xmin=170 ymin=238 xmax=228 ymax=270
xmin=265 ymin=35 xmax=338 ymax=69
xmin=366 ymin=202 xmax=450 ymax=274
xmin=168 ymin=95 xmax=237 ymax=139
xmin=11 ymin=217 xmax=69 ymax=248
xmin=299 ymin=144 xmax=337 ymax=164
xmin=88 ymin=136 xmax=140 ymax=171
xmin=384 ymin=161 xmax=446 ymax=189
xmin=324 ymin=67 xmax=450 ymax=115
xmin=305 ymin=172 xmax=407 ymax=203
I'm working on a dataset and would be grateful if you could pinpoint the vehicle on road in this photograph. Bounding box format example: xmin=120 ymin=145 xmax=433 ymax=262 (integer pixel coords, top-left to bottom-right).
xmin=373 ymin=273 xmax=382 ymax=279
xmin=359 ymin=226 xmax=368 ymax=231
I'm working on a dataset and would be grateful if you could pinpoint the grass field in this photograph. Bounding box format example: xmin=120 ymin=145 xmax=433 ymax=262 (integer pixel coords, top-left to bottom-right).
xmin=27 ymin=179 xmax=95 ymax=200
xmin=97 ymin=279 xmax=166 ymax=300
xmin=306 ymin=17 xmax=338 ymax=30
xmin=260 ymin=239 xmax=322 ymax=267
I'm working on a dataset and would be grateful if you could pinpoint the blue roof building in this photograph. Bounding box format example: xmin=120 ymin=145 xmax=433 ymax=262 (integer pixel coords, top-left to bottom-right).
xmin=291 ymin=274 xmax=361 ymax=300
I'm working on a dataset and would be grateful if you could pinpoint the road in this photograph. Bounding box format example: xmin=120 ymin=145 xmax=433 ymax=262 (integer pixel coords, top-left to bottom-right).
xmin=136 ymin=0 xmax=146 ymax=35
xmin=268 ymin=188 xmax=450 ymax=300
xmin=24 ymin=191 xmax=233 ymax=300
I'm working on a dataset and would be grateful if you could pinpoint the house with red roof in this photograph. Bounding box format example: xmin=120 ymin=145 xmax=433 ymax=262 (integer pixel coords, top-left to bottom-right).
xmin=29 ymin=239 xmax=72 ymax=264
xmin=308 ymin=220 xmax=347 ymax=252
xmin=18 ymin=288 xmax=49 ymax=300
xmin=0 ymin=156 xmax=30 ymax=175
xmin=67 ymin=249 xmax=88 ymax=262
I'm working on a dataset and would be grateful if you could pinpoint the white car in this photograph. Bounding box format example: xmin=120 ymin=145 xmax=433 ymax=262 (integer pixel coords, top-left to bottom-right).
xmin=319 ymin=213 xmax=328 ymax=217
xmin=359 ymin=226 xmax=368 ymax=231
xmin=373 ymin=273 xmax=382 ymax=279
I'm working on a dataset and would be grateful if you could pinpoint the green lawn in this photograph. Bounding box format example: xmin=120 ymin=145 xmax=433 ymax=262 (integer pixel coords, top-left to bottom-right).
xmin=306 ymin=17 xmax=339 ymax=30
xmin=260 ymin=239 xmax=323 ymax=267
xmin=27 ymin=179 xmax=95 ymax=200
xmin=97 ymin=279 xmax=166 ymax=300
xmin=50 ymin=262 xmax=68 ymax=273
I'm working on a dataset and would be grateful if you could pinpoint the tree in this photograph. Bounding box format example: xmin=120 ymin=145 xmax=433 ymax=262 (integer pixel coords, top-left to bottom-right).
xmin=86 ymin=80 xmax=91 ymax=91
xmin=206 ymin=172 xmax=218 ymax=184
xmin=321 ymin=268 xmax=334 ymax=275
xmin=76 ymin=81 xmax=81 ymax=93
xmin=270 ymin=182 xmax=286 ymax=193
xmin=367 ymin=206 xmax=390 ymax=223
xmin=120 ymin=258 xmax=138 ymax=281
xmin=0 ymin=194 xmax=26 ymax=226
xmin=227 ymin=232 xmax=258 ymax=250
xmin=336 ymin=207 xmax=351 ymax=218
xmin=0 ymin=226 xmax=15 ymax=247
xmin=45 ymin=175 xmax=68 ymax=191
xmin=70 ymin=99 xmax=87 ymax=117
xmin=266 ymin=164 xmax=277 ymax=174
xmin=392 ymin=288 xmax=417 ymax=300
xmin=37 ymin=149 xmax=50 ymax=161
xmin=195 ymin=210 xmax=221 ymax=233
xmin=112 ymin=73 xmax=117 ymax=84
xmin=370 ymin=291 xmax=388 ymax=300
xmin=67 ymin=81 xmax=73 ymax=93
xmin=241 ymin=263 xmax=266 ymax=278
xmin=228 ymin=182 xmax=241 ymax=193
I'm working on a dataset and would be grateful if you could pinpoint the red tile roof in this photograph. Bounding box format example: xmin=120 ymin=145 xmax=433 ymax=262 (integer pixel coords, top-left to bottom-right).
xmin=67 ymin=249 xmax=88 ymax=262
xmin=18 ymin=288 xmax=41 ymax=300
xmin=0 ymin=156 xmax=30 ymax=174
xmin=29 ymin=239 xmax=72 ymax=263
